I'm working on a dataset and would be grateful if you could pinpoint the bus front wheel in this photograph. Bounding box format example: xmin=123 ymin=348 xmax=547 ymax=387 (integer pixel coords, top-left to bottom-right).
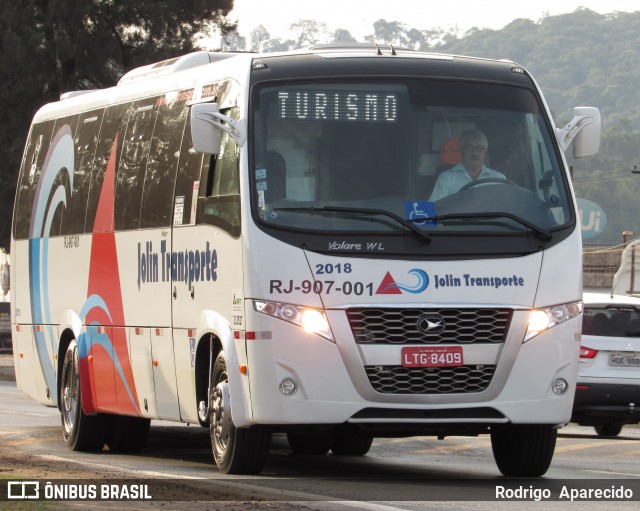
xmin=209 ymin=352 xmax=271 ymax=474
xmin=490 ymin=424 xmax=556 ymax=477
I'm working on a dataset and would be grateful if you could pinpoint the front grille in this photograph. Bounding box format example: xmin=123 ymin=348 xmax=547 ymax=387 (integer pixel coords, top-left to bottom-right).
xmin=365 ymin=365 xmax=496 ymax=394
xmin=347 ymin=307 xmax=512 ymax=344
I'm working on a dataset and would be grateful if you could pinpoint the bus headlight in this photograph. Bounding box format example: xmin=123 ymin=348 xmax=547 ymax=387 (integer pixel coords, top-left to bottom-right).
xmin=524 ymin=301 xmax=582 ymax=342
xmin=253 ymin=300 xmax=333 ymax=341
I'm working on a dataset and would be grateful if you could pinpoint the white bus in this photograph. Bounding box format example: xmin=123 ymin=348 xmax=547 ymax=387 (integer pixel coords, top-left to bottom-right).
xmin=11 ymin=45 xmax=600 ymax=476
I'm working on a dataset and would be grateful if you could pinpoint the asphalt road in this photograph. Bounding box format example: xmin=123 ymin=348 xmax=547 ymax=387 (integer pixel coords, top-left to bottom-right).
xmin=1 ymin=373 xmax=640 ymax=510
xmin=0 ymin=381 xmax=640 ymax=511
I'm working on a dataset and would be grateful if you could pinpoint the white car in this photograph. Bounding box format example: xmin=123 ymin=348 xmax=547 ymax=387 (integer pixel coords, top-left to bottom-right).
xmin=571 ymin=292 xmax=640 ymax=436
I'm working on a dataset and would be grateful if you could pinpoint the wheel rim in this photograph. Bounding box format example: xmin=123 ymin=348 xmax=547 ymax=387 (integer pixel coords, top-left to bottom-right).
xmin=211 ymin=379 xmax=232 ymax=462
xmin=62 ymin=346 xmax=79 ymax=436
xmin=197 ymin=400 xmax=208 ymax=423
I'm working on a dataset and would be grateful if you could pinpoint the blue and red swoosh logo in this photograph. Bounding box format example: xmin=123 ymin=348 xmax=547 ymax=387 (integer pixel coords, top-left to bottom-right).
xmin=376 ymin=269 xmax=429 ymax=294
xmin=29 ymin=127 xmax=140 ymax=415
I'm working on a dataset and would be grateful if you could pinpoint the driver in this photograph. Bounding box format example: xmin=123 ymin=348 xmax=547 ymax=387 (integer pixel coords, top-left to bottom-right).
xmin=429 ymin=129 xmax=506 ymax=201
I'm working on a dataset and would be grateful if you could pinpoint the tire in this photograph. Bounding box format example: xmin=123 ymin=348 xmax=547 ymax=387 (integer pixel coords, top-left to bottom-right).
xmin=60 ymin=340 xmax=109 ymax=451
xmin=595 ymin=423 xmax=623 ymax=437
xmin=287 ymin=431 xmax=334 ymax=455
xmin=106 ymin=415 xmax=151 ymax=453
xmin=331 ymin=434 xmax=373 ymax=456
xmin=490 ymin=424 xmax=557 ymax=477
xmin=210 ymin=352 xmax=271 ymax=474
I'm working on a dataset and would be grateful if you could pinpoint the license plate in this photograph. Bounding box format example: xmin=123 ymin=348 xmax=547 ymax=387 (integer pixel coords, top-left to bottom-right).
xmin=401 ymin=346 xmax=463 ymax=368
xmin=609 ymin=352 xmax=640 ymax=367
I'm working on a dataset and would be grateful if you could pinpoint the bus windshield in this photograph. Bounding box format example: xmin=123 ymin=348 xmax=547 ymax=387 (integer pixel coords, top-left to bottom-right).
xmin=251 ymin=79 xmax=571 ymax=240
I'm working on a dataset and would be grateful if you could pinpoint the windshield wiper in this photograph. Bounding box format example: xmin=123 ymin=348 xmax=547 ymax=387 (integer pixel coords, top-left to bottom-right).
xmin=273 ymin=205 xmax=432 ymax=243
xmin=428 ymin=212 xmax=552 ymax=241
xmin=271 ymin=207 xmax=551 ymax=242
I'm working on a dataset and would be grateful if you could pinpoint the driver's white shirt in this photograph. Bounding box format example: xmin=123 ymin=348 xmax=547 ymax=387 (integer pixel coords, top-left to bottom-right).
xmin=428 ymin=164 xmax=506 ymax=202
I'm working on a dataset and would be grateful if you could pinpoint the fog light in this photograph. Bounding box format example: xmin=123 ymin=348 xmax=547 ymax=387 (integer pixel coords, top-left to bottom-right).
xmin=552 ymin=378 xmax=568 ymax=395
xmin=279 ymin=377 xmax=297 ymax=396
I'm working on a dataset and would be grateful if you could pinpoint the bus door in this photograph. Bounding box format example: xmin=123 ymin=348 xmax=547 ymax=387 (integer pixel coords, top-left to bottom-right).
xmin=171 ymin=105 xmax=243 ymax=424
xmin=170 ymin=113 xmax=209 ymax=424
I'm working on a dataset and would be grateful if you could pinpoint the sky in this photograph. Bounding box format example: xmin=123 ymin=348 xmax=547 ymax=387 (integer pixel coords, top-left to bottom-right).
xmin=227 ymin=0 xmax=640 ymax=40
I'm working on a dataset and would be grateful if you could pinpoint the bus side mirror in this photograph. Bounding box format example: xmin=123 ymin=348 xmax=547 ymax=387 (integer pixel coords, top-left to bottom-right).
xmin=190 ymin=103 xmax=246 ymax=155
xmin=556 ymin=106 xmax=601 ymax=158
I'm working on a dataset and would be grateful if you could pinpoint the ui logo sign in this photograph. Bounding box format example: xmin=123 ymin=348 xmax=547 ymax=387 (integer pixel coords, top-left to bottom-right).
xmin=577 ymin=198 xmax=606 ymax=240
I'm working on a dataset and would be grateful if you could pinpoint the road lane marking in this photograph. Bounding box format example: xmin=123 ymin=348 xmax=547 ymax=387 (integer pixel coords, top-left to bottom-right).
xmin=414 ymin=441 xmax=490 ymax=454
xmin=0 ymin=410 xmax=56 ymax=417
xmin=5 ymin=436 xmax=61 ymax=446
xmin=584 ymin=469 xmax=640 ymax=477
xmin=0 ymin=426 xmax=59 ymax=435
xmin=554 ymin=439 xmax=640 ymax=453
xmin=611 ymin=449 xmax=640 ymax=457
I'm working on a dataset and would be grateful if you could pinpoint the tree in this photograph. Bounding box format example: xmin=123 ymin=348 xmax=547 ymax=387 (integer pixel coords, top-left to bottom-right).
xmin=289 ymin=20 xmax=328 ymax=49
xmin=332 ymin=29 xmax=357 ymax=44
xmin=0 ymin=0 xmax=235 ymax=251
xmin=371 ymin=19 xmax=409 ymax=47
xmin=220 ymin=29 xmax=247 ymax=51
xmin=249 ymin=25 xmax=272 ymax=52
xmin=405 ymin=28 xmax=426 ymax=50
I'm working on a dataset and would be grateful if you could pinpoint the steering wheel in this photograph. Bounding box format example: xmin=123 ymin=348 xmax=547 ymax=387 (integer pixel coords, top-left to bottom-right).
xmin=457 ymin=177 xmax=517 ymax=193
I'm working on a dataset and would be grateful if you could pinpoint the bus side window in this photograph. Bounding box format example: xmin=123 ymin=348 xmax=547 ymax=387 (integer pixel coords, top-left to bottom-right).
xmin=115 ymin=101 xmax=158 ymax=231
xmin=173 ymin=111 xmax=205 ymax=227
xmin=86 ymin=104 xmax=126 ymax=233
xmin=59 ymin=110 xmax=103 ymax=235
xmin=13 ymin=121 xmax=56 ymax=240
xmin=139 ymin=92 xmax=191 ymax=229
xmin=29 ymin=115 xmax=81 ymax=238
xmin=196 ymin=107 xmax=240 ymax=237
xmin=46 ymin=116 xmax=79 ymax=237
xmin=206 ymin=108 xmax=240 ymax=197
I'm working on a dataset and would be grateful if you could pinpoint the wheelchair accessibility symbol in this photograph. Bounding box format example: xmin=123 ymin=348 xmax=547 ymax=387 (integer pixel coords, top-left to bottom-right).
xmin=404 ymin=201 xmax=437 ymax=225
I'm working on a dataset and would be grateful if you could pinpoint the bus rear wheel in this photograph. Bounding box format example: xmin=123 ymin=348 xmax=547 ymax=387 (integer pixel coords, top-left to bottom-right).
xmin=287 ymin=431 xmax=333 ymax=455
xmin=331 ymin=434 xmax=373 ymax=456
xmin=60 ymin=340 xmax=109 ymax=451
xmin=106 ymin=415 xmax=151 ymax=452
xmin=490 ymin=424 xmax=556 ymax=477
xmin=209 ymin=352 xmax=271 ymax=474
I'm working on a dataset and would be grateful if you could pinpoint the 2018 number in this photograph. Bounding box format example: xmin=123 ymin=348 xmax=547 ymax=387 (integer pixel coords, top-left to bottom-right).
xmin=315 ymin=263 xmax=352 ymax=275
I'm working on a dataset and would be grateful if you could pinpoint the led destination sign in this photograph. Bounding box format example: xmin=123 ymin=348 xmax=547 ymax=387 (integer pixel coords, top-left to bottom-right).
xmin=277 ymin=90 xmax=399 ymax=122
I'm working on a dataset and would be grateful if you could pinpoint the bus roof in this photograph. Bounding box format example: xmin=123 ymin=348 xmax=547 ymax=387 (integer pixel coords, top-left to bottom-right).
xmin=31 ymin=45 xmax=528 ymax=124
